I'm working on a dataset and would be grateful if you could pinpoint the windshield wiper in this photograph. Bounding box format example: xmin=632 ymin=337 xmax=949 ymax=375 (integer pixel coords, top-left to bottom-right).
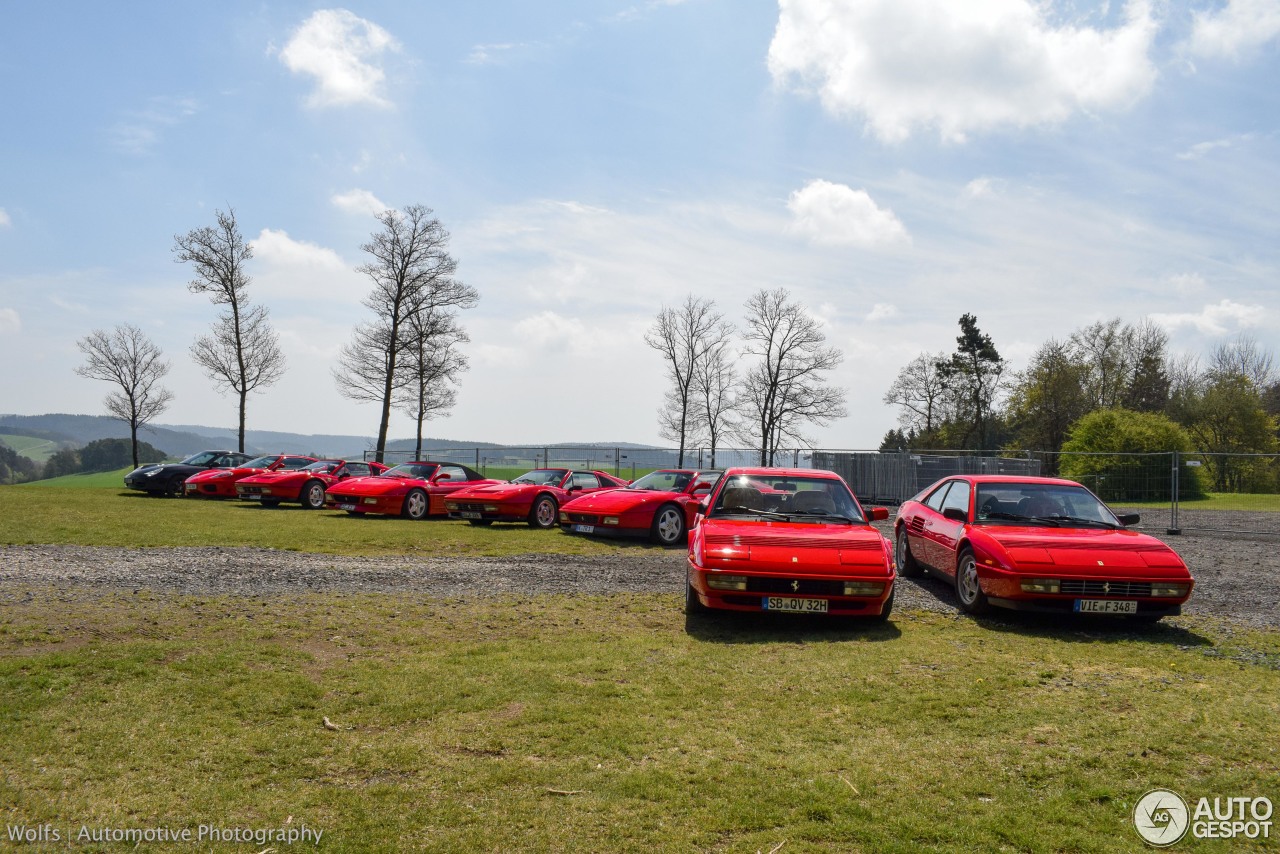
xmin=717 ymin=507 xmax=790 ymax=521
xmin=982 ymin=511 xmax=1059 ymax=526
xmin=788 ymin=511 xmax=860 ymax=524
xmin=1053 ymin=516 xmax=1118 ymax=529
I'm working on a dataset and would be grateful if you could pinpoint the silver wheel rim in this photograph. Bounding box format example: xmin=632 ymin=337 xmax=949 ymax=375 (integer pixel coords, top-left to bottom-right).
xmin=408 ymin=492 xmax=426 ymax=518
xmin=896 ymin=530 xmax=909 ymax=566
xmin=958 ymin=555 xmax=980 ymax=603
xmin=657 ymin=508 xmax=682 ymax=543
xmin=536 ymin=499 xmax=555 ymax=527
xmin=308 ymin=484 xmax=324 ymax=507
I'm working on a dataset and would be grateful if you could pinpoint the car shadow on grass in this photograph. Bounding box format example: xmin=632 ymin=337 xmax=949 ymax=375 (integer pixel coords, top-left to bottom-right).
xmin=684 ymin=610 xmax=902 ymax=644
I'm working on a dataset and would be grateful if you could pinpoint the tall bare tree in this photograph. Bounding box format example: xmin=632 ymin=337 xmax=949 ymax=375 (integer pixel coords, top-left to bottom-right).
xmin=334 ymin=205 xmax=478 ymax=462
xmin=75 ymin=324 xmax=175 ymax=469
xmin=738 ymin=288 xmax=847 ymax=465
xmin=173 ymin=208 xmax=284 ymax=452
xmin=691 ymin=334 xmax=738 ymax=468
xmin=882 ymin=352 xmax=951 ymax=440
xmin=395 ymin=308 xmax=470 ymax=459
xmin=645 ymin=296 xmax=733 ymax=466
xmin=1208 ymin=334 xmax=1276 ymax=390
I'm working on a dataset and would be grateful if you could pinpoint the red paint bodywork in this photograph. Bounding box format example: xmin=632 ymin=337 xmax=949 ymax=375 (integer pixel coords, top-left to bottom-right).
xmin=686 ymin=467 xmax=896 ymax=618
xmin=559 ymin=469 xmax=721 ymax=545
xmin=893 ymin=474 xmax=1194 ymax=618
xmin=444 ymin=469 xmax=629 ymax=527
xmin=236 ymin=459 xmax=388 ymax=508
xmin=184 ymin=454 xmax=317 ymax=498
xmin=325 ymin=462 xmax=500 ymax=518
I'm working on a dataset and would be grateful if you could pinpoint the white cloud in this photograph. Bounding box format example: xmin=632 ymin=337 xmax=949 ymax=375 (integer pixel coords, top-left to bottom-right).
xmin=786 ymin=179 xmax=909 ymax=247
xmin=1187 ymin=0 xmax=1280 ymax=59
xmin=0 ymin=308 xmax=20 ymax=335
xmin=279 ymin=9 xmax=399 ymax=108
xmin=965 ymin=178 xmax=995 ymax=198
xmin=109 ymin=96 xmax=200 ymax=155
xmin=1176 ymin=133 xmax=1254 ymax=160
xmin=466 ymin=43 xmax=524 ymax=65
xmin=251 ymin=228 xmax=360 ymax=304
xmin=331 ymin=188 xmax=388 ymax=216
xmin=50 ymin=296 xmax=88 ymax=313
xmin=1164 ymin=273 xmax=1208 ymax=296
xmin=1150 ymin=299 xmax=1265 ymax=334
xmin=768 ymin=0 xmax=1159 ymax=142
xmin=866 ymin=303 xmax=898 ymax=322
xmin=0 ymin=208 xmax=10 ymax=228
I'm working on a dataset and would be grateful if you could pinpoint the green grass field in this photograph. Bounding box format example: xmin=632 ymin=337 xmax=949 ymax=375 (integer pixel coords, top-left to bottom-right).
xmin=0 ymin=594 xmax=1275 ymax=852
xmin=0 ymin=433 xmax=60 ymax=463
xmin=1121 ymin=492 xmax=1280 ymax=512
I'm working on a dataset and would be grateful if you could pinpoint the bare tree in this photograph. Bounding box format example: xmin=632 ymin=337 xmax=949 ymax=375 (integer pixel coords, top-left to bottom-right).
xmin=173 ymin=208 xmax=284 ymax=452
xmin=1208 ymin=334 xmax=1276 ymax=390
xmin=395 ymin=308 xmax=470 ymax=459
xmin=645 ymin=296 xmax=733 ymax=467
xmin=882 ymin=352 xmax=951 ymax=438
xmin=334 ymin=205 xmax=478 ymax=462
xmin=738 ymin=288 xmax=847 ymax=465
xmin=690 ymin=334 xmax=738 ymax=468
xmin=75 ymin=324 xmax=175 ymax=469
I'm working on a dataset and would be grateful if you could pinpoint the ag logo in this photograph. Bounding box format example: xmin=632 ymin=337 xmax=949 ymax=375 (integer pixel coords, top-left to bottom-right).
xmin=1134 ymin=789 xmax=1190 ymax=846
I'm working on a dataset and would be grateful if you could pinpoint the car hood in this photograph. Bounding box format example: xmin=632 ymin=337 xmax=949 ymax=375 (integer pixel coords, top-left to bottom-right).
xmin=188 ymin=466 xmax=263 ymax=481
xmin=561 ymin=487 xmax=675 ymax=512
xmin=329 ymin=475 xmax=414 ymax=495
xmin=973 ymin=526 xmax=1190 ymax=578
xmin=696 ymin=518 xmax=892 ymax=576
xmin=452 ymin=482 xmax=542 ymax=500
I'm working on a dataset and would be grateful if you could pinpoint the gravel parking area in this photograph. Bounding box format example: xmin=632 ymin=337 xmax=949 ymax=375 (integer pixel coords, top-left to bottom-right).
xmin=0 ymin=524 xmax=1275 ymax=627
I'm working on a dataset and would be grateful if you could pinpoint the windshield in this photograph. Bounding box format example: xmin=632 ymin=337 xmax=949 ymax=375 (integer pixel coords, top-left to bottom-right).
xmin=385 ymin=463 xmax=439 ymax=480
xmin=709 ymin=474 xmax=864 ymax=523
xmin=302 ymin=461 xmax=341 ymax=473
xmin=975 ymin=483 xmax=1120 ymax=527
xmin=627 ymin=470 xmax=721 ymax=492
xmin=180 ymin=452 xmax=221 ymax=466
xmin=242 ymin=455 xmax=277 ymax=469
xmin=511 ymin=469 xmax=567 ymax=486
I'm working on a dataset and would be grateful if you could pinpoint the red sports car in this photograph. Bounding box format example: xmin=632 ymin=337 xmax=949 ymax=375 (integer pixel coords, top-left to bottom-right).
xmin=686 ymin=467 xmax=895 ymax=619
xmin=184 ymin=454 xmax=317 ymax=498
xmin=444 ymin=468 xmax=629 ymax=529
xmin=325 ymin=461 xmax=499 ymax=520
xmin=236 ymin=459 xmax=388 ymax=509
xmin=893 ymin=475 xmax=1194 ymax=621
xmin=558 ymin=469 xmax=721 ymax=546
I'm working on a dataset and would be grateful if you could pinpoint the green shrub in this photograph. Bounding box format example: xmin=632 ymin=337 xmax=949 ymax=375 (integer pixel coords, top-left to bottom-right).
xmin=1059 ymin=408 xmax=1206 ymax=502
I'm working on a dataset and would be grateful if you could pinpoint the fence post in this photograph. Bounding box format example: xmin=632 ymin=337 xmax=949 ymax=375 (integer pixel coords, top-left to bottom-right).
xmin=1167 ymin=450 xmax=1181 ymax=535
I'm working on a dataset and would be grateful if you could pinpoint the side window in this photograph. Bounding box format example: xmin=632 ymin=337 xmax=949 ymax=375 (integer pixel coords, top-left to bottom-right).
xmin=438 ymin=465 xmax=466 ymax=481
xmin=923 ymin=482 xmax=953 ymax=512
xmin=940 ymin=481 xmax=971 ymax=517
xmin=571 ymin=472 xmax=601 ymax=489
xmin=283 ymin=457 xmax=311 ymax=469
xmin=345 ymin=463 xmax=370 ymax=477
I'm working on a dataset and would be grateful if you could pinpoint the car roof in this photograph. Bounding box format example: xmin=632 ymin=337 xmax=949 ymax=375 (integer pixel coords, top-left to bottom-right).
xmin=722 ymin=467 xmax=840 ymax=479
xmin=948 ymin=475 xmax=1084 ymax=487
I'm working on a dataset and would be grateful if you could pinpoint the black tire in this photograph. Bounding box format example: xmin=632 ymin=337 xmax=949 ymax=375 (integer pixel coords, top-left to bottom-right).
xmin=895 ymin=527 xmax=923 ymax=578
xmin=685 ymin=579 xmax=708 ymax=614
xmin=164 ymin=477 xmax=185 ymax=498
xmin=401 ymin=488 xmax=429 ymax=520
xmin=261 ymin=499 xmax=281 ymax=508
xmin=870 ymin=588 xmax=894 ymax=622
xmin=528 ymin=494 xmax=558 ymax=529
xmin=300 ymin=480 xmax=327 ymax=510
xmin=467 ymin=519 xmax=493 ymax=527
xmin=650 ymin=503 xmax=686 ymax=546
xmin=954 ymin=547 xmax=991 ymax=615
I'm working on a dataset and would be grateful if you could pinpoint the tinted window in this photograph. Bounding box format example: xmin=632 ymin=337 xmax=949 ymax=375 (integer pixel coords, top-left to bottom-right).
xmin=940 ymin=481 xmax=971 ymax=517
xmin=282 ymin=457 xmax=313 ymax=469
xmin=923 ymin=482 xmax=954 ymax=512
xmin=345 ymin=463 xmax=371 ymax=477
xmin=438 ymin=465 xmax=467 ymax=481
xmin=571 ymin=472 xmax=601 ymax=489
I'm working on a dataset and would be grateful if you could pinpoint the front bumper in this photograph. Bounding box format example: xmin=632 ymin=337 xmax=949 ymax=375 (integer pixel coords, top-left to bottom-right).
xmin=986 ymin=596 xmax=1184 ymax=617
xmin=688 ymin=562 xmax=894 ymax=616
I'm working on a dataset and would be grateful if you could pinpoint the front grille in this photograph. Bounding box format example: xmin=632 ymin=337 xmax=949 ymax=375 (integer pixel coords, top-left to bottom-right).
xmin=745 ymin=578 xmax=848 ymax=596
xmin=453 ymin=502 xmax=488 ymax=512
xmin=240 ymin=486 xmax=262 ymax=495
xmin=329 ymin=494 xmax=354 ymax=503
xmin=1060 ymin=580 xmax=1153 ymax=597
xmin=565 ymin=513 xmax=599 ymax=524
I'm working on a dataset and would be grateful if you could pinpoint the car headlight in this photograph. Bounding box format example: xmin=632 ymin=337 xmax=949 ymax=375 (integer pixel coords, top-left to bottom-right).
xmin=1150 ymin=583 xmax=1189 ymax=598
xmin=363 ymin=497 xmax=378 ymax=505
xmin=559 ymin=512 xmax=569 ymax=522
xmin=484 ymin=504 xmax=499 ymax=512
xmin=603 ymin=516 xmax=619 ymax=525
xmin=145 ymin=470 xmax=160 ymax=477
xmin=1020 ymin=578 xmax=1061 ymax=594
xmin=446 ymin=502 xmax=459 ymax=511
xmin=209 ymin=471 xmax=233 ymax=479
xmin=842 ymin=581 xmax=885 ymax=597
xmin=706 ymin=574 xmax=748 ymax=591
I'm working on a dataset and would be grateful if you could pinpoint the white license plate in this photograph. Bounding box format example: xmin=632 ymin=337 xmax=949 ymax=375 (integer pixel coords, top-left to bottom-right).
xmin=1075 ymin=599 xmax=1138 ymax=614
xmin=243 ymin=494 xmax=261 ymax=500
xmin=573 ymin=524 xmax=595 ymax=533
xmin=764 ymin=597 xmax=829 ymax=614
xmin=338 ymin=504 xmax=357 ymax=511
xmin=460 ymin=512 xmax=481 ymax=519
xmin=185 ymin=484 xmax=197 ymax=493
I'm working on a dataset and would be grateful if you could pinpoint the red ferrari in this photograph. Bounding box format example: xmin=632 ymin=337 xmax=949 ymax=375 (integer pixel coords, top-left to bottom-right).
xmin=325 ymin=461 xmax=499 ymax=520
xmin=558 ymin=469 xmax=721 ymax=546
xmin=183 ymin=454 xmax=316 ymax=498
xmin=686 ymin=467 xmax=895 ymax=619
xmin=893 ymin=475 xmax=1194 ymax=621
xmin=235 ymin=459 xmax=388 ymax=509
xmin=444 ymin=468 xmax=629 ymax=529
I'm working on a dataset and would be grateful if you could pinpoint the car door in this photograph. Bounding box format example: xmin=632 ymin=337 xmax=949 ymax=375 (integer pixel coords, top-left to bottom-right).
xmin=428 ymin=465 xmax=472 ymax=514
xmin=568 ymin=471 xmax=608 ymax=497
xmin=931 ymin=479 xmax=972 ymax=577
xmin=909 ymin=481 xmax=955 ymax=570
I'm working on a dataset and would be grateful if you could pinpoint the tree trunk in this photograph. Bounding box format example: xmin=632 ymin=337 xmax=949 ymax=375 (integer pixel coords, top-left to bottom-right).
xmin=238 ymin=389 xmax=247 ymax=453
xmin=130 ymin=422 xmax=139 ymax=470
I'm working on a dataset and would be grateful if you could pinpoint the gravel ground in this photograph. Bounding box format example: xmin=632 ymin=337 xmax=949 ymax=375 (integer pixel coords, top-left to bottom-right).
xmin=0 ymin=523 xmax=1276 ymax=627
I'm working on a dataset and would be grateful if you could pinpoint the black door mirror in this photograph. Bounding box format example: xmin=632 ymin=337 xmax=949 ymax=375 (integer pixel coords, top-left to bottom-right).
xmin=1116 ymin=513 xmax=1140 ymax=526
xmin=942 ymin=507 xmax=968 ymax=522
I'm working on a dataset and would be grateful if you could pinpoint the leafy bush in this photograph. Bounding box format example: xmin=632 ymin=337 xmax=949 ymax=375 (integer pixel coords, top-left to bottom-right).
xmin=0 ymin=445 xmax=41 ymax=484
xmin=79 ymin=437 xmax=166 ymax=471
xmin=1059 ymin=408 xmax=1206 ymax=501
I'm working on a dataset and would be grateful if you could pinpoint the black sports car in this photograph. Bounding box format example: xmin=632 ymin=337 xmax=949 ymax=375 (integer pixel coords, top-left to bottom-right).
xmin=124 ymin=450 xmax=252 ymax=497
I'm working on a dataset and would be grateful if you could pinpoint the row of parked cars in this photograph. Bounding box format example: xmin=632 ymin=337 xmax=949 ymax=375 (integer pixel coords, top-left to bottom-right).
xmin=124 ymin=451 xmax=1195 ymax=624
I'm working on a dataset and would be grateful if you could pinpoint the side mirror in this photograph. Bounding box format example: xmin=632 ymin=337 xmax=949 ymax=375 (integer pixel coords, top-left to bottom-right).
xmin=695 ymin=501 xmax=708 ymax=515
xmin=435 ymin=473 xmax=451 ymax=482
xmin=866 ymin=507 xmax=889 ymax=522
xmin=942 ymin=507 xmax=968 ymax=523
xmin=691 ymin=482 xmax=712 ymax=494
xmin=1116 ymin=513 xmax=1140 ymax=526
xmin=566 ymin=484 xmax=580 ymax=492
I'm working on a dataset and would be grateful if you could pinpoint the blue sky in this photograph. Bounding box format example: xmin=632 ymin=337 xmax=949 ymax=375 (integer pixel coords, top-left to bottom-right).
xmin=1 ymin=1 xmax=1277 ymax=448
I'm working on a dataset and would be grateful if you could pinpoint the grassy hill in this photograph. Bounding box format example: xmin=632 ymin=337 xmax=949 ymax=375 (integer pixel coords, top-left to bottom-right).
xmin=0 ymin=433 xmax=61 ymax=463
